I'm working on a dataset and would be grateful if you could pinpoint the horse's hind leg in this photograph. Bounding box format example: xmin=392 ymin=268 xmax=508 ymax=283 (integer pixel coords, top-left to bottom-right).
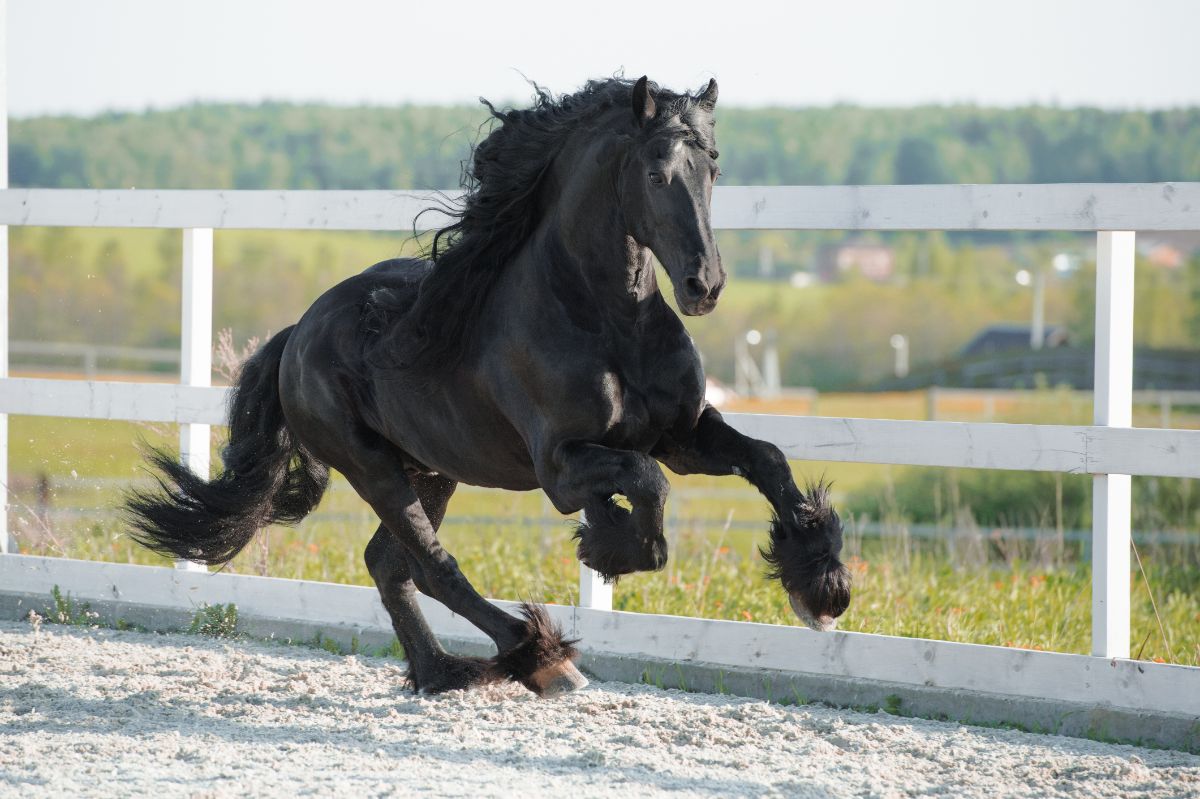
xmin=352 ymin=458 xmax=584 ymax=697
xmin=365 ymin=473 xmax=498 ymax=691
xmin=365 ymin=523 xmax=495 ymax=692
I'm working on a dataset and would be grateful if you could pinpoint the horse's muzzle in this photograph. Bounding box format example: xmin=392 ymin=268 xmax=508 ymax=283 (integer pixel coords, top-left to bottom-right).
xmin=675 ymin=269 xmax=725 ymax=316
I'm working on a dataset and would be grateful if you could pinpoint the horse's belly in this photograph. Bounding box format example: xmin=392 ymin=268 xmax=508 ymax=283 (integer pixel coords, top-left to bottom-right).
xmin=386 ymin=403 xmax=541 ymax=491
xmin=436 ymin=454 xmax=542 ymax=491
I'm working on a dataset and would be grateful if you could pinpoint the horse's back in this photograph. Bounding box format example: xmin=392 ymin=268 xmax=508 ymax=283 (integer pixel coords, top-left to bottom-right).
xmin=292 ymin=257 xmax=429 ymax=333
xmin=365 ymin=255 xmax=433 ymax=295
xmin=363 ymin=257 xmax=432 ymax=281
xmin=277 ymin=257 xmax=427 ymax=445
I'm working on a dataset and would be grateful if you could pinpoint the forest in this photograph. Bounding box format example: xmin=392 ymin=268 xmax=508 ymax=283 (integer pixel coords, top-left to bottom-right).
xmin=13 ymin=102 xmax=1200 ymax=190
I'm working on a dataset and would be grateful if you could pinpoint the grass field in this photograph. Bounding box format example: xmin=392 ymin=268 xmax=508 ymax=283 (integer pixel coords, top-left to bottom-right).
xmin=7 ymin=390 xmax=1199 ymax=666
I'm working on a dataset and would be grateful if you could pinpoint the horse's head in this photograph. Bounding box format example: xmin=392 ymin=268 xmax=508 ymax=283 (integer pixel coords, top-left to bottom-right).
xmin=618 ymin=76 xmax=725 ymax=316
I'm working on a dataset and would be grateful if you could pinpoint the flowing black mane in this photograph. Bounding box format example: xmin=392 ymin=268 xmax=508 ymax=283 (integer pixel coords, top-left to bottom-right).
xmin=382 ymin=76 xmax=716 ymax=370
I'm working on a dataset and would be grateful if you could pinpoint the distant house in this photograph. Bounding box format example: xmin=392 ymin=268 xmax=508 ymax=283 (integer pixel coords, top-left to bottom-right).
xmin=1143 ymin=242 xmax=1185 ymax=269
xmin=816 ymin=243 xmax=895 ymax=282
xmin=960 ymin=324 xmax=1070 ymax=357
xmin=1138 ymin=232 xmax=1200 ymax=269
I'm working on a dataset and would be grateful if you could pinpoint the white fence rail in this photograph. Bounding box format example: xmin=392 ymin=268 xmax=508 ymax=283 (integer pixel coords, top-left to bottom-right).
xmin=4 ymin=554 xmax=1199 ymax=720
xmin=0 ymin=184 xmax=1198 ymax=712
xmin=4 ymin=183 xmax=1200 ymax=231
xmin=6 ymin=376 xmax=1198 ymax=479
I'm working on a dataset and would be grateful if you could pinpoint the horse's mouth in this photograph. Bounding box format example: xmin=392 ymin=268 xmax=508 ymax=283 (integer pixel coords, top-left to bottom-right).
xmin=677 ymin=295 xmax=720 ymax=316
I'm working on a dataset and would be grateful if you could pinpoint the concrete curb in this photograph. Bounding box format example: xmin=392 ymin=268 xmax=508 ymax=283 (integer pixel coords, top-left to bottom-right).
xmin=3 ymin=589 xmax=1196 ymax=754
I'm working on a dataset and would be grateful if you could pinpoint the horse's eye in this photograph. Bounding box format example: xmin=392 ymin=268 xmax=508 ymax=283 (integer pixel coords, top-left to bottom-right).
xmin=648 ymin=172 xmax=665 ymax=185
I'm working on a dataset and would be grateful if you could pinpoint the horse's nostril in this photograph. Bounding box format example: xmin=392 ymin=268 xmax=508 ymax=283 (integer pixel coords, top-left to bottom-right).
xmin=684 ymin=276 xmax=708 ymax=300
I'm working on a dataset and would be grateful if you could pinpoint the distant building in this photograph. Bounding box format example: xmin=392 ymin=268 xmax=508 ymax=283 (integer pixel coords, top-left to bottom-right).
xmin=817 ymin=242 xmax=895 ymax=282
xmin=1143 ymin=242 xmax=1185 ymax=269
xmin=960 ymin=324 xmax=1070 ymax=357
xmin=1138 ymin=233 xmax=1200 ymax=269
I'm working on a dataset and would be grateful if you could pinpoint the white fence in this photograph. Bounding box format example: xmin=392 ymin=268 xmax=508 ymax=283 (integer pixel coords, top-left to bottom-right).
xmin=10 ymin=340 xmax=182 ymax=376
xmin=1 ymin=184 xmax=1199 ymax=721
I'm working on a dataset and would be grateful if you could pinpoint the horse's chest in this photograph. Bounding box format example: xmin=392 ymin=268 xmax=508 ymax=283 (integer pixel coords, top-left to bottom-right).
xmin=601 ymin=366 xmax=701 ymax=450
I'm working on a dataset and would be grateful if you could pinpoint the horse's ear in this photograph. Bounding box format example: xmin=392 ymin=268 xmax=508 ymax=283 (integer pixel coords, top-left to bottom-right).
xmin=698 ymin=78 xmax=718 ymax=108
xmin=632 ymin=76 xmax=656 ymax=127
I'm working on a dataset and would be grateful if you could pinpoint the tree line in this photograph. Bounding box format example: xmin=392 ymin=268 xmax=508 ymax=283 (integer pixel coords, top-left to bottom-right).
xmin=12 ymin=102 xmax=1200 ymax=190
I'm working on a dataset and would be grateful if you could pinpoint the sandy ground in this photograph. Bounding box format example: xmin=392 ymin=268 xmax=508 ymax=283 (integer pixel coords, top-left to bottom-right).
xmin=1 ymin=620 xmax=1197 ymax=798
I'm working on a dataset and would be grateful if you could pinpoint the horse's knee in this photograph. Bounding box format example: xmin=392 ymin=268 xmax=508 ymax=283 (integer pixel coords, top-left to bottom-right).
xmin=747 ymin=439 xmax=791 ymax=482
xmin=617 ymin=453 xmax=670 ymax=509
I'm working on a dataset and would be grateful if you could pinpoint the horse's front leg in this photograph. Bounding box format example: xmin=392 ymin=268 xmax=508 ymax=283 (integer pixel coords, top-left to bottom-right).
xmin=654 ymin=405 xmax=851 ymax=630
xmin=542 ymin=442 xmax=671 ymax=582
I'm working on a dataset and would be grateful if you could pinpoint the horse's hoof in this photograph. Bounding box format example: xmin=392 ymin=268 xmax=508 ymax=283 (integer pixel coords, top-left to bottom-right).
xmin=530 ymin=659 xmax=589 ymax=698
xmin=491 ymin=603 xmax=584 ymax=696
xmin=788 ymin=593 xmax=838 ymax=631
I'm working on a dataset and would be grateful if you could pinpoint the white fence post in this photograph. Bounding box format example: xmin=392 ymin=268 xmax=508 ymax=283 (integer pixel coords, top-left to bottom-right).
xmin=1092 ymin=230 xmax=1135 ymax=658
xmin=577 ymin=511 xmax=612 ymax=610
xmin=177 ymin=228 xmax=213 ymax=572
xmin=0 ymin=1 xmax=9 ymax=555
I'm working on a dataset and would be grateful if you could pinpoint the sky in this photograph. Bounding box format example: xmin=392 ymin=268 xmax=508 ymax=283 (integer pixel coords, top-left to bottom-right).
xmin=8 ymin=0 xmax=1200 ymax=117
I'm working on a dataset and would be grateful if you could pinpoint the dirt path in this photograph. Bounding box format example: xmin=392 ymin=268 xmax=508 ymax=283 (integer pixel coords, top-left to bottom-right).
xmin=0 ymin=619 xmax=1196 ymax=798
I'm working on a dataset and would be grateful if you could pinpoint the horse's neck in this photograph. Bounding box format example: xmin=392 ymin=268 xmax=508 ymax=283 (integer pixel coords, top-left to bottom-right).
xmin=529 ymin=158 xmax=660 ymax=323
xmin=521 ymin=223 xmax=654 ymax=328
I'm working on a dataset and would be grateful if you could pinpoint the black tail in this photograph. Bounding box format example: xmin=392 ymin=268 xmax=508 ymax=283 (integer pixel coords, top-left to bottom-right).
xmin=124 ymin=326 xmax=330 ymax=565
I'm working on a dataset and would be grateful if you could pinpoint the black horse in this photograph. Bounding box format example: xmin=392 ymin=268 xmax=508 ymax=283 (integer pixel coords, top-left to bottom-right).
xmin=126 ymin=76 xmax=851 ymax=697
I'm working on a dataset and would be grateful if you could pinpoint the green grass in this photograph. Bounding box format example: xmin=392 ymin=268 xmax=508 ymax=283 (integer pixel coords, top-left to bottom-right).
xmin=188 ymin=603 xmax=239 ymax=638
xmin=44 ymin=585 xmax=99 ymax=626
xmin=8 ymin=399 xmax=1200 ymax=667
